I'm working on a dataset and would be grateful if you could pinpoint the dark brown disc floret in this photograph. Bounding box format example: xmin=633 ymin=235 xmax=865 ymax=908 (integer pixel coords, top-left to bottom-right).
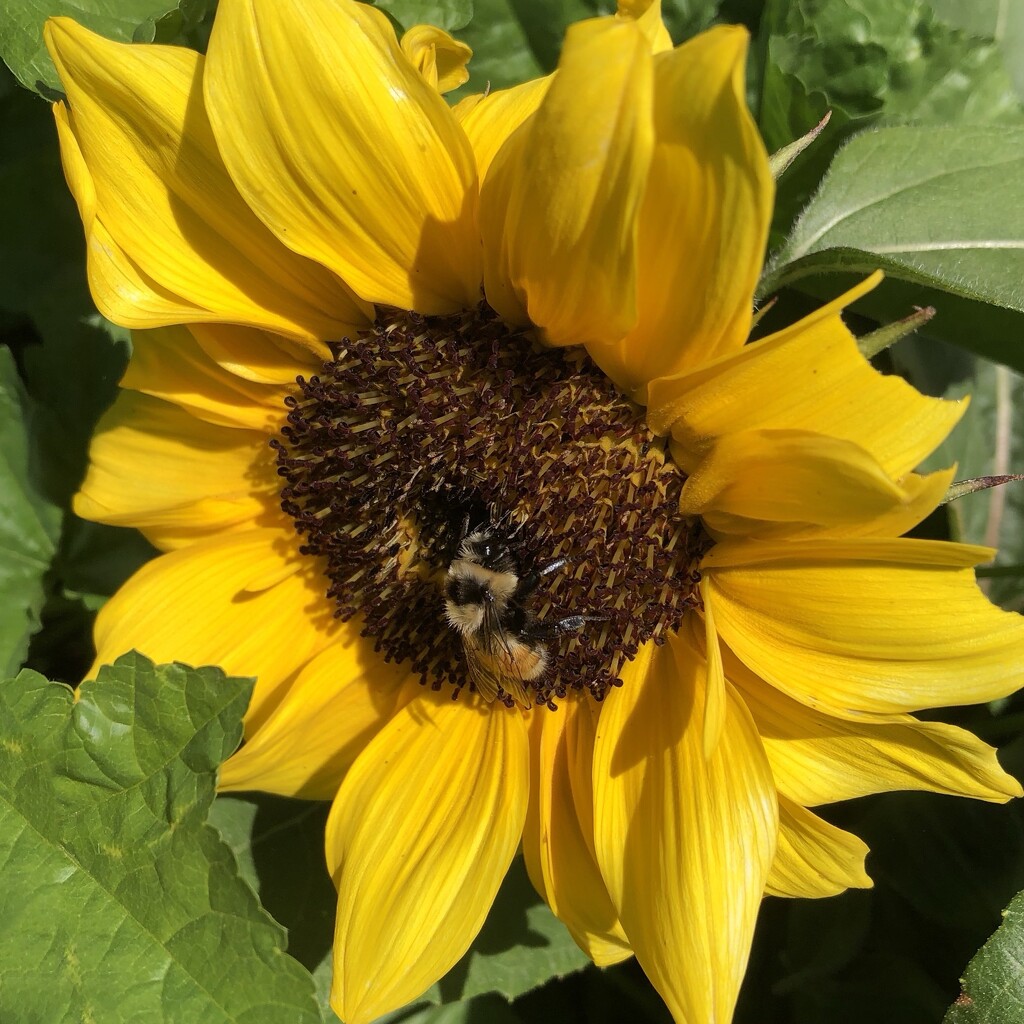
xmin=274 ymin=305 xmax=707 ymax=706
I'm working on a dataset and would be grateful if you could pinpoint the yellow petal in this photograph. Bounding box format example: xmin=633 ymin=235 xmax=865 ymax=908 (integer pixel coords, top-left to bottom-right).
xmin=52 ymin=101 xmax=210 ymax=331
xmin=219 ymin=626 xmax=415 ymax=798
xmin=326 ymin=690 xmax=529 ymax=1024
xmin=766 ymin=797 xmax=872 ymax=899
xmin=74 ymin=391 xmax=280 ymax=550
xmin=401 ymin=24 xmax=472 ymax=93
xmin=123 ymin=325 xmax=292 ymax=432
xmin=593 ymin=630 xmax=778 ymax=1023
xmin=480 ymin=15 xmax=653 ymax=344
xmin=454 ymin=75 xmax=552 ymax=183
xmin=89 ymin=529 xmax=340 ymax=730
xmin=650 ymin=274 xmax=966 ymax=481
xmin=523 ymin=700 xmax=632 ymax=966
xmin=590 ymin=26 xmax=773 ymax=401
xmin=705 ymin=535 xmax=994 ymax=571
xmin=563 ymin=692 xmax=602 ymax=861
xmin=189 ymin=322 xmax=326 ymax=385
xmin=616 ymin=0 xmax=672 ymax=53
xmin=205 ymin=0 xmax=481 ymax=313
xmin=705 ymin=537 xmax=1024 ymax=718
xmin=701 ymin=576 xmax=726 ymax=757
xmin=680 ymin=428 xmax=955 ymax=540
xmin=805 ymin=468 xmax=959 ymax=540
xmin=730 ymin=649 xmax=1022 ymax=805
xmin=45 ymin=18 xmax=369 ymax=342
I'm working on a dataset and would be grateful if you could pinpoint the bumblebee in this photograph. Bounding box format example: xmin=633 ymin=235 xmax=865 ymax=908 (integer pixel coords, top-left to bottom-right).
xmin=443 ymin=517 xmax=585 ymax=708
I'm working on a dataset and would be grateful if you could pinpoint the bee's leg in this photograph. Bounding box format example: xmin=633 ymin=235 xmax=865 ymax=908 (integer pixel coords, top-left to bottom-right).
xmin=528 ymin=614 xmax=589 ymax=640
xmin=552 ymin=614 xmax=588 ymax=634
xmin=516 ymin=557 xmax=570 ymax=600
xmin=540 ymin=557 xmax=570 ymax=577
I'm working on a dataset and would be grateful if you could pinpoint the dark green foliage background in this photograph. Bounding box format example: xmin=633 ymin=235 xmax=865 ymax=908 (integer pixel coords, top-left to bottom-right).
xmin=2 ymin=1 xmax=1024 ymax=1022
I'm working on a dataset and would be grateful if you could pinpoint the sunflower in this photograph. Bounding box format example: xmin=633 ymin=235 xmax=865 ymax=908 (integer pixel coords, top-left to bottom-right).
xmin=45 ymin=1 xmax=1024 ymax=1022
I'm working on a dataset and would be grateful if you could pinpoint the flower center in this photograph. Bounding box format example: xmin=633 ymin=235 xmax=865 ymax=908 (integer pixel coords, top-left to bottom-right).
xmin=274 ymin=305 xmax=707 ymax=708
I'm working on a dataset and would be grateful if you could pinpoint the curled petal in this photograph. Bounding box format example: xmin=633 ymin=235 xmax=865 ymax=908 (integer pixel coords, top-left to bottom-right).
xmin=650 ymin=275 xmax=964 ymax=480
xmin=679 ymin=428 xmax=954 ymax=540
xmin=89 ymin=529 xmax=340 ymax=729
xmin=401 ymin=24 xmax=472 ymax=93
xmin=616 ymin=0 xmax=672 ymax=53
xmin=188 ymin=322 xmax=326 ymax=385
xmin=123 ymin=325 xmax=293 ymax=432
xmin=730 ymin=650 xmax=1022 ymax=805
xmin=455 ymin=75 xmax=552 ymax=182
xmin=592 ymin=26 xmax=772 ymax=400
xmin=74 ymin=391 xmax=281 ymax=550
xmin=766 ymin=797 xmax=872 ymax=899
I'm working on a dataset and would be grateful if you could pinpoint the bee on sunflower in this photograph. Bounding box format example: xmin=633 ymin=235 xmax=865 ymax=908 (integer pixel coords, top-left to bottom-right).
xmin=44 ymin=1 xmax=1024 ymax=1021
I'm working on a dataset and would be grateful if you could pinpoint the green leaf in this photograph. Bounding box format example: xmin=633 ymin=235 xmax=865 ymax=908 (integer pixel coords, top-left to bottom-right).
xmin=209 ymin=793 xmax=337 ymax=1014
xmin=761 ymin=0 xmax=1023 ymax=146
xmin=762 ymin=125 xmax=1024 ymax=370
xmin=453 ymin=0 xmax=572 ymax=92
xmin=0 ymin=347 xmax=61 ymax=675
xmin=945 ymin=889 xmax=1024 ymax=1023
xmin=758 ymin=0 xmax=1024 ymax=242
xmin=132 ymin=0 xmax=215 ymax=45
xmin=0 ymin=82 xmax=83 ymax=315
xmin=0 ymin=653 xmax=323 ymax=1023
xmin=18 ymin=287 xmax=131 ymax=505
xmin=862 ymin=792 xmax=1024 ymax=935
xmin=375 ymin=0 xmax=474 ymax=32
xmin=660 ymin=0 xmax=723 ymax=40
xmin=927 ymin=0 xmax=1001 ymax=37
xmin=19 ymin=515 xmax=160 ymax=684
xmin=451 ymin=0 xmax=729 ymax=98
xmin=929 ymin=0 xmax=1024 ymax=103
xmin=56 ymin=517 xmax=159 ymax=605
xmin=0 ymin=0 xmax=201 ymax=94
xmin=395 ymin=996 xmax=522 ymax=1024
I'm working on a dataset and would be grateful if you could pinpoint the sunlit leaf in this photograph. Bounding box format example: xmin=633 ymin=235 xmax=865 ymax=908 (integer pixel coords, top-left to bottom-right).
xmin=0 ymin=653 xmax=323 ymax=1023
xmin=759 ymin=0 xmax=1024 ymax=241
xmin=763 ymin=125 xmax=1024 ymax=371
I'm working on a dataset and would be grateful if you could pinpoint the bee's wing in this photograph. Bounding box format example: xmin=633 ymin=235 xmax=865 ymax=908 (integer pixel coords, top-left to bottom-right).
xmin=467 ymin=606 xmax=533 ymax=710
xmin=495 ymin=664 xmax=534 ymax=711
xmin=463 ymin=642 xmax=506 ymax=703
